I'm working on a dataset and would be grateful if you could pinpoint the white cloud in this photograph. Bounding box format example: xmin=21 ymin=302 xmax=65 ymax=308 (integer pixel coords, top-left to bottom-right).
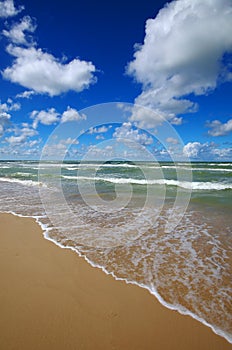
xmin=16 ymin=90 xmax=35 ymax=99
xmin=89 ymin=125 xmax=110 ymax=134
xmin=42 ymin=138 xmax=79 ymax=157
xmin=0 ymin=135 xmax=41 ymax=157
xmin=207 ymin=119 xmax=232 ymax=136
xmin=0 ymin=111 xmax=11 ymax=136
xmin=3 ymin=16 xmax=36 ymax=45
xmin=183 ymin=141 xmax=232 ymax=160
xmin=113 ymin=122 xmax=153 ymax=145
xmin=3 ymin=45 xmax=97 ymax=96
xmin=31 ymin=106 xmax=87 ymax=129
xmin=19 ymin=125 xmax=37 ymax=137
xmin=171 ymin=117 xmax=183 ymax=126
xmin=183 ymin=142 xmax=203 ymax=158
xmin=211 ymin=147 xmax=232 ymax=158
xmin=0 ymin=103 xmax=8 ymax=113
xmin=0 ymin=99 xmax=20 ymax=112
xmin=96 ymin=134 xmax=105 ymax=140
xmin=5 ymin=134 xmax=26 ymax=145
xmin=0 ymin=0 xmax=23 ymax=18
xmin=62 ymin=137 xmax=79 ymax=145
xmin=85 ymin=144 xmax=115 ymax=159
xmin=31 ymin=108 xmax=60 ymax=129
xmin=5 ymin=124 xmax=37 ymax=145
xmin=129 ymin=105 xmax=163 ymax=129
xmin=166 ymin=137 xmax=179 ymax=145
xmin=127 ymin=0 xmax=232 ymax=126
xmin=0 ymin=99 xmax=21 ymax=137
xmin=28 ymin=139 xmax=40 ymax=147
xmin=61 ymin=106 xmax=86 ymax=123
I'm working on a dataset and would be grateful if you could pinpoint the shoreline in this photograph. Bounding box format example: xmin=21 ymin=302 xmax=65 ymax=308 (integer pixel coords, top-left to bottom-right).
xmin=5 ymin=210 xmax=232 ymax=345
xmin=0 ymin=213 xmax=231 ymax=350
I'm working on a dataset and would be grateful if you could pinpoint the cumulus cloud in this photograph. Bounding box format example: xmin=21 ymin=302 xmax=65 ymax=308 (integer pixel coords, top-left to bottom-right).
xmin=5 ymin=134 xmax=26 ymax=145
xmin=31 ymin=108 xmax=60 ymax=129
xmin=0 ymin=0 xmax=23 ymax=18
xmin=5 ymin=123 xmax=37 ymax=145
xmin=0 ymin=98 xmax=20 ymax=112
xmin=0 ymin=111 xmax=11 ymax=136
xmin=113 ymin=122 xmax=153 ymax=146
xmin=85 ymin=144 xmax=115 ymax=160
xmin=211 ymin=147 xmax=232 ymax=159
xmin=207 ymin=118 xmax=232 ymax=136
xmin=129 ymin=105 xmax=163 ymax=129
xmin=61 ymin=106 xmax=86 ymax=123
xmin=183 ymin=141 xmax=232 ymax=160
xmin=30 ymin=106 xmax=87 ymax=128
xmin=3 ymin=45 xmax=97 ymax=96
xmin=19 ymin=124 xmax=37 ymax=137
xmin=0 ymin=99 xmax=20 ymax=136
xmin=88 ymin=125 xmax=110 ymax=134
xmin=127 ymin=0 xmax=232 ymax=126
xmin=16 ymin=90 xmax=35 ymax=99
xmin=3 ymin=16 xmax=36 ymax=45
xmin=42 ymin=138 xmax=79 ymax=157
xmin=96 ymin=134 xmax=105 ymax=140
xmin=1 ymin=134 xmax=41 ymax=157
xmin=62 ymin=137 xmax=79 ymax=145
xmin=183 ymin=142 xmax=204 ymax=158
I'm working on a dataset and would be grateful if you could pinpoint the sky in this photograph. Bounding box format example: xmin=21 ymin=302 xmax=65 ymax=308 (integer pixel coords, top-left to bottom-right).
xmin=0 ymin=0 xmax=232 ymax=161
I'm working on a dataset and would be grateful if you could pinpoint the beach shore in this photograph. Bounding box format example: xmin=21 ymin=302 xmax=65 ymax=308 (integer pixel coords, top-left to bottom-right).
xmin=0 ymin=213 xmax=231 ymax=350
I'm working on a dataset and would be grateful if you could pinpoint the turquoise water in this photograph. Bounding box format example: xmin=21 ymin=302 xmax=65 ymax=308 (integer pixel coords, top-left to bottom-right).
xmin=0 ymin=160 xmax=231 ymax=343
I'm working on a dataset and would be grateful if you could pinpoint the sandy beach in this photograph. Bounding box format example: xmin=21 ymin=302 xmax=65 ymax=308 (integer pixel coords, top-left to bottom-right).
xmin=0 ymin=213 xmax=231 ymax=350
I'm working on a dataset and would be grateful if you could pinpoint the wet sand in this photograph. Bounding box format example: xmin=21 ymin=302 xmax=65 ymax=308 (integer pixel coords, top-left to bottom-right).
xmin=0 ymin=213 xmax=231 ymax=350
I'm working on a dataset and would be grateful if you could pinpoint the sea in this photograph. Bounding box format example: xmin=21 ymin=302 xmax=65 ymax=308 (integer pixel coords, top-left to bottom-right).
xmin=0 ymin=160 xmax=231 ymax=343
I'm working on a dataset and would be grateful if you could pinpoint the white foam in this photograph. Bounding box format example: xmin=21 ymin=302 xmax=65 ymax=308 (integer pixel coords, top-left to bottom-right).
xmin=12 ymin=172 xmax=37 ymax=177
xmin=66 ymin=163 xmax=139 ymax=169
xmin=162 ymin=166 xmax=232 ymax=172
xmin=32 ymin=223 xmax=232 ymax=344
xmin=62 ymin=175 xmax=232 ymax=190
xmin=0 ymin=177 xmax=46 ymax=187
xmin=0 ymin=208 xmax=231 ymax=344
xmin=208 ymin=163 xmax=232 ymax=167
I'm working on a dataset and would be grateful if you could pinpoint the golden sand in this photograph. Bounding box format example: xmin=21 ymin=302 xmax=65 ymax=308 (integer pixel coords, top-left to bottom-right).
xmin=0 ymin=213 xmax=231 ymax=350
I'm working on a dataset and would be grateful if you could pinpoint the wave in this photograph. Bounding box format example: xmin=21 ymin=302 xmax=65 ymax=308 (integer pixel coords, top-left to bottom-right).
xmin=62 ymin=175 xmax=232 ymax=190
xmin=0 ymin=177 xmax=46 ymax=187
xmin=0 ymin=165 xmax=11 ymax=169
xmin=44 ymin=163 xmax=232 ymax=172
xmin=208 ymin=163 xmax=232 ymax=167
xmin=161 ymin=166 xmax=232 ymax=172
xmin=65 ymin=163 xmax=140 ymax=170
xmin=11 ymin=172 xmax=37 ymax=177
xmin=192 ymin=167 xmax=232 ymax=172
xmin=0 ymin=209 xmax=231 ymax=344
xmin=3 ymin=161 xmax=231 ymax=171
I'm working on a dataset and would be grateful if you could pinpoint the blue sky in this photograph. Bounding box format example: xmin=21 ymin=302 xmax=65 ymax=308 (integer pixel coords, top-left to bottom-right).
xmin=0 ymin=0 xmax=232 ymax=161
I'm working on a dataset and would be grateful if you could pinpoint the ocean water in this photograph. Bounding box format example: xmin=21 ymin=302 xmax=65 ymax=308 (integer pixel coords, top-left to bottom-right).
xmin=0 ymin=160 xmax=231 ymax=343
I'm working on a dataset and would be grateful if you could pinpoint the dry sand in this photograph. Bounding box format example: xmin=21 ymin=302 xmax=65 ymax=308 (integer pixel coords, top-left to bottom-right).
xmin=0 ymin=213 xmax=231 ymax=350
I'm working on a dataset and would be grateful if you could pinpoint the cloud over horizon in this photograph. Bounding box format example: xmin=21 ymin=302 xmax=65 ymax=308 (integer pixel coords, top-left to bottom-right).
xmin=183 ymin=141 xmax=232 ymax=160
